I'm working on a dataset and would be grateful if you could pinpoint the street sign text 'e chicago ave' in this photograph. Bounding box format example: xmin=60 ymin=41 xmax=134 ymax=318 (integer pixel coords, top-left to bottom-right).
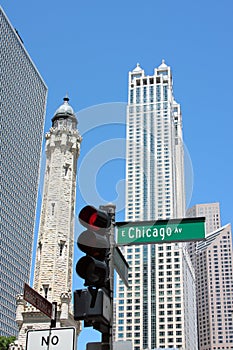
xmin=116 ymin=217 xmax=205 ymax=246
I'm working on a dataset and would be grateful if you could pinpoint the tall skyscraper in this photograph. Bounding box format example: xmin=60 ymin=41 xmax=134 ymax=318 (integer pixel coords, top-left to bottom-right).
xmin=187 ymin=203 xmax=233 ymax=349
xmin=114 ymin=62 xmax=198 ymax=349
xmin=0 ymin=7 xmax=47 ymax=337
xmin=125 ymin=61 xmax=185 ymax=221
xmin=11 ymin=97 xmax=82 ymax=349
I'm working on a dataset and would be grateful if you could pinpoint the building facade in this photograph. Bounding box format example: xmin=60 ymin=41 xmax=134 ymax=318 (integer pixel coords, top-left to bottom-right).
xmin=186 ymin=202 xmax=221 ymax=270
xmin=187 ymin=202 xmax=221 ymax=235
xmin=114 ymin=62 xmax=198 ymax=349
xmin=187 ymin=203 xmax=233 ymax=349
xmin=0 ymin=7 xmax=47 ymax=337
xmin=10 ymin=97 xmax=82 ymax=349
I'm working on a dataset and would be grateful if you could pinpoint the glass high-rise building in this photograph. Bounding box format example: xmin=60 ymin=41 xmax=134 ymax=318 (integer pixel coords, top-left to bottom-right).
xmin=0 ymin=7 xmax=47 ymax=336
xmin=114 ymin=62 xmax=198 ymax=349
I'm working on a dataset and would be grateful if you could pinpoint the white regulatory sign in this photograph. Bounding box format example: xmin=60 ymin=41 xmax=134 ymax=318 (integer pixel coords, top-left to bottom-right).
xmin=26 ymin=327 xmax=76 ymax=350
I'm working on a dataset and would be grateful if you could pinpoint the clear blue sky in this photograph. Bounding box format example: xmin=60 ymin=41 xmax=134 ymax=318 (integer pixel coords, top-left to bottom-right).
xmin=2 ymin=0 xmax=233 ymax=347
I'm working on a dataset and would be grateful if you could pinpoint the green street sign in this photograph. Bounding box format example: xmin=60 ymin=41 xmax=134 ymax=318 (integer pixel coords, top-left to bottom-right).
xmin=116 ymin=217 xmax=205 ymax=246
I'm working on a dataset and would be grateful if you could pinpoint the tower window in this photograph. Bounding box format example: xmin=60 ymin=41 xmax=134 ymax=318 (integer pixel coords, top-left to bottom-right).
xmin=51 ymin=202 xmax=55 ymax=215
xmin=64 ymin=164 xmax=69 ymax=176
xmin=38 ymin=242 xmax=42 ymax=261
xmin=43 ymin=284 xmax=49 ymax=299
xmin=59 ymin=241 xmax=65 ymax=257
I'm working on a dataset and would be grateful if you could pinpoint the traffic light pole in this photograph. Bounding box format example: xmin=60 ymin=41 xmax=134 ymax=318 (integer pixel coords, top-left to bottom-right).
xmin=100 ymin=204 xmax=116 ymax=350
xmin=74 ymin=203 xmax=116 ymax=350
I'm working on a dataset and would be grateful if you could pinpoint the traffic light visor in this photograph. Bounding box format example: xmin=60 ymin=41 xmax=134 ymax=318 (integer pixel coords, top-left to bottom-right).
xmin=77 ymin=230 xmax=109 ymax=260
xmin=79 ymin=205 xmax=111 ymax=230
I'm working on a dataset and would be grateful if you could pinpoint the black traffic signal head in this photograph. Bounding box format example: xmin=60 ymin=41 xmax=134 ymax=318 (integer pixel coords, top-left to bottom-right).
xmin=76 ymin=256 xmax=108 ymax=287
xmin=76 ymin=205 xmax=112 ymax=288
xmin=79 ymin=205 xmax=111 ymax=231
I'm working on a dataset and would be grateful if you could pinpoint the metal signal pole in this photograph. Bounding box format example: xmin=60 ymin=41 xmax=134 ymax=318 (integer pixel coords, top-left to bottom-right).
xmin=100 ymin=203 xmax=116 ymax=350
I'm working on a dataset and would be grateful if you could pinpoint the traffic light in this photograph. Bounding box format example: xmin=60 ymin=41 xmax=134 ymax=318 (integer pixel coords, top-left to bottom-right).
xmin=76 ymin=205 xmax=111 ymax=289
xmin=74 ymin=204 xmax=116 ymax=348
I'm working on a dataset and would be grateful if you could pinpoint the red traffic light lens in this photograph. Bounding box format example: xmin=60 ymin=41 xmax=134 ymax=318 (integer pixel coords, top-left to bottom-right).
xmin=79 ymin=205 xmax=111 ymax=230
xmin=89 ymin=212 xmax=98 ymax=227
